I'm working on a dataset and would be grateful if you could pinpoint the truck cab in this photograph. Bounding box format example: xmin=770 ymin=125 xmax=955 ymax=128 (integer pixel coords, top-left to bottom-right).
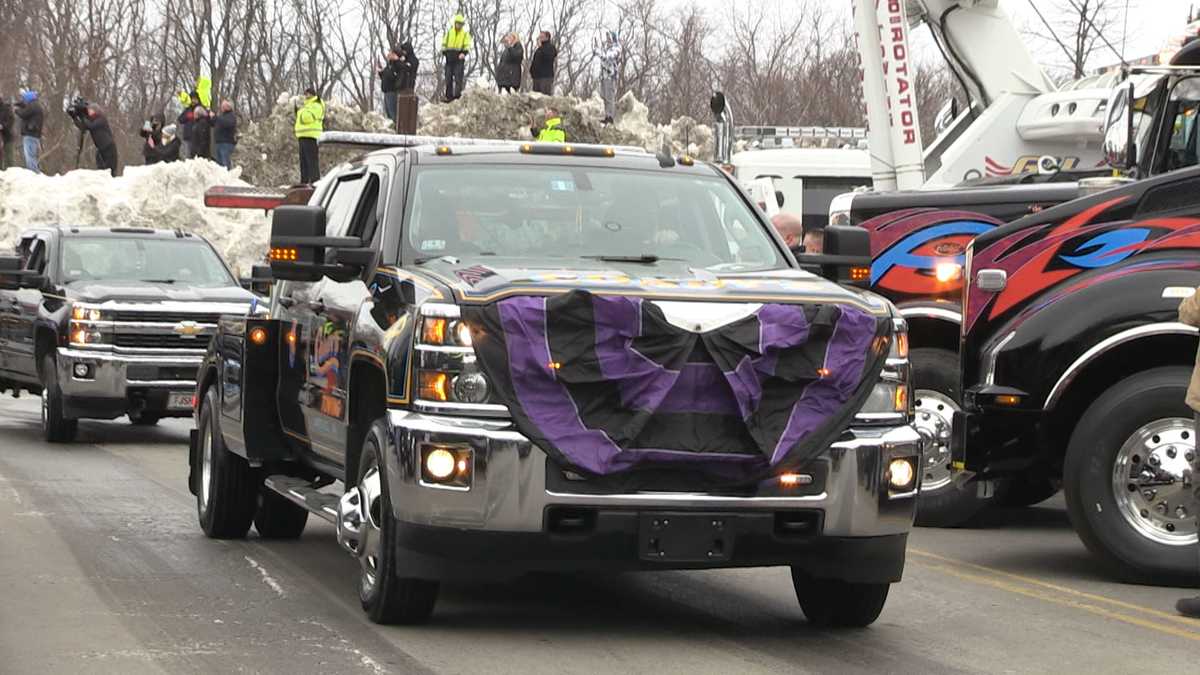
xmin=191 ymin=136 xmax=926 ymax=627
xmin=0 ymin=226 xmax=256 ymax=441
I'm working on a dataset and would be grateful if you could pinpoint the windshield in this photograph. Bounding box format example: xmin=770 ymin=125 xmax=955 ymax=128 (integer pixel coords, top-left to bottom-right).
xmin=59 ymin=237 xmax=234 ymax=286
xmin=404 ymin=165 xmax=787 ymax=272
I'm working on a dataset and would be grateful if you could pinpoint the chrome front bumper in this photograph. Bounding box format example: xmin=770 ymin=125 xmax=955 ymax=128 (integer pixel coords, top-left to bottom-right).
xmin=385 ymin=411 xmax=923 ymax=538
xmin=57 ymin=347 xmax=202 ymax=400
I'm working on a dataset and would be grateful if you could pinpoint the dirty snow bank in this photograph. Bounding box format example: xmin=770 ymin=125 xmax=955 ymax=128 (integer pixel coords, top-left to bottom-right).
xmin=0 ymin=161 xmax=269 ymax=275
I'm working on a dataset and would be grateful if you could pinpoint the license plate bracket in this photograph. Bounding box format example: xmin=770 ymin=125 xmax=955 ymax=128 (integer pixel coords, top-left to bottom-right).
xmin=638 ymin=512 xmax=734 ymax=563
xmin=167 ymin=392 xmax=194 ymax=411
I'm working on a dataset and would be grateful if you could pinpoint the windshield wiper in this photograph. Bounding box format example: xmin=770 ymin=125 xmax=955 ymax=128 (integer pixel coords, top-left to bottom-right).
xmin=581 ymin=254 xmax=686 ymax=264
xmin=141 ymin=279 xmax=178 ymax=284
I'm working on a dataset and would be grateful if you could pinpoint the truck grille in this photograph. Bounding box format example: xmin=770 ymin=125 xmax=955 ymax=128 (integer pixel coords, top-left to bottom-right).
xmin=109 ymin=310 xmax=225 ymax=324
xmin=113 ymin=333 xmax=212 ymax=349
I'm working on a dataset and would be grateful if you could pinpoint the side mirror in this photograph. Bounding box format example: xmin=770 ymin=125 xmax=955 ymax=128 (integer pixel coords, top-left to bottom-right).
xmin=268 ymin=205 xmax=365 ymax=282
xmin=0 ymin=255 xmax=23 ymax=290
xmin=244 ymin=264 xmax=273 ymax=296
xmin=793 ymin=225 xmax=872 ymax=289
xmin=1103 ymin=80 xmax=1137 ymax=171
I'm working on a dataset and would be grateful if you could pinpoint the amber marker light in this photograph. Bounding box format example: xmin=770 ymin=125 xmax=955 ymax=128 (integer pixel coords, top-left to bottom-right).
xmin=849 ymin=266 xmax=871 ymax=282
xmin=994 ymin=394 xmax=1022 ymax=406
xmin=422 ymin=318 xmax=447 ymax=345
xmin=248 ymin=326 xmax=269 ymax=346
xmin=269 ymin=247 xmax=299 ymax=261
xmin=779 ymin=473 xmax=810 ymax=487
xmin=419 ymin=372 xmax=450 ymax=401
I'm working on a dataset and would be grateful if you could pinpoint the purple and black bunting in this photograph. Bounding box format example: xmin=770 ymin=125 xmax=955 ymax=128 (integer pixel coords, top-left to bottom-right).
xmin=463 ymin=291 xmax=891 ymax=484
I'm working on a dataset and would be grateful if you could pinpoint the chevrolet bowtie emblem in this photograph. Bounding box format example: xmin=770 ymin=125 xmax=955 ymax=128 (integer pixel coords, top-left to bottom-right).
xmin=173 ymin=321 xmax=203 ymax=338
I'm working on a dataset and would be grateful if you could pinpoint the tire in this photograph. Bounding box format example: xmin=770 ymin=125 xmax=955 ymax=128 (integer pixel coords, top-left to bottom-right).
xmin=128 ymin=411 xmax=161 ymax=426
xmin=791 ymin=569 xmax=890 ymax=628
xmin=996 ymin=472 xmax=1060 ymax=508
xmin=254 ymin=489 xmax=309 ymax=539
xmin=1063 ymin=366 xmax=1200 ymax=583
xmin=909 ymin=347 xmax=994 ymax=527
xmin=196 ymin=387 xmax=258 ymax=539
xmin=356 ymin=418 xmax=439 ymax=624
xmin=41 ymin=354 xmax=78 ymax=443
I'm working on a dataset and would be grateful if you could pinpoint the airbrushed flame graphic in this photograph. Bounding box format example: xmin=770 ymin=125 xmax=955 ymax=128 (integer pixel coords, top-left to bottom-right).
xmin=984 ymin=156 xmax=1011 ymax=177
xmin=862 ymin=208 xmax=1001 ymax=297
xmin=965 ymin=194 xmax=1200 ymax=331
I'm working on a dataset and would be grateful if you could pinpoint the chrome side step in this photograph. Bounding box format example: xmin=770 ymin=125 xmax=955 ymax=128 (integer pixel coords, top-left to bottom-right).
xmin=263 ymin=475 xmax=340 ymax=523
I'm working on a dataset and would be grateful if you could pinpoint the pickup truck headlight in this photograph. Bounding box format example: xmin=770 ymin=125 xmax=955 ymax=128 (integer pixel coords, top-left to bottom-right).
xmin=855 ymin=317 xmax=911 ymax=424
xmin=69 ymin=304 xmax=111 ymax=346
xmin=414 ymin=304 xmax=496 ymax=408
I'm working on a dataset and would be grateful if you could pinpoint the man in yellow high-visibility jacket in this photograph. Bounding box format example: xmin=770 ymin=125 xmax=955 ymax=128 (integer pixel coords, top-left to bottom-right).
xmin=441 ymin=14 xmax=472 ymax=102
xmin=530 ymin=108 xmax=566 ymax=143
xmin=294 ymin=87 xmax=325 ymax=184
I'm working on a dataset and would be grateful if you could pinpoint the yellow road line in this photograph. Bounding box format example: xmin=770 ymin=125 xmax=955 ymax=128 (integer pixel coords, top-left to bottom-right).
xmin=916 ymin=561 xmax=1200 ymax=642
xmin=910 ymin=548 xmax=1199 ymax=627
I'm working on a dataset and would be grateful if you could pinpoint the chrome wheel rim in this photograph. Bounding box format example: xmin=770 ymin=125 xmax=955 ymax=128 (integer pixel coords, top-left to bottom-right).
xmin=1111 ymin=417 xmax=1199 ymax=547
xmin=914 ymin=390 xmax=959 ymax=492
xmin=199 ymin=425 xmax=213 ymax=515
xmin=41 ymin=386 xmax=49 ymax=431
xmin=358 ymin=464 xmax=384 ymax=595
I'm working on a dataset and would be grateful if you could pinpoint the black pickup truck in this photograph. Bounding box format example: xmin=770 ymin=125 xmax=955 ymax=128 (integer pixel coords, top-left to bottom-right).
xmin=191 ymin=135 xmax=926 ymax=626
xmin=0 ymin=226 xmax=257 ymax=441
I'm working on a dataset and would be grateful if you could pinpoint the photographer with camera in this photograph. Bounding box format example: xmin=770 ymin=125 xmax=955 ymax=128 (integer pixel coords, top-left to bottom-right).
xmin=14 ymin=90 xmax=44 ymax=173
xmin=67 ymin=98 xmax=119 ymax=177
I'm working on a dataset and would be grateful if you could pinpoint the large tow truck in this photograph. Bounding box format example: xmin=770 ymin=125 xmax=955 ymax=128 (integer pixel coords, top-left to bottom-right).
xmin=834 ymin=1 xmax=1200 ymax=524
xmin=950 ymin=55 xmax=1200 ymax=581
xmin=190 ymin=133 xmax=925 ymax=626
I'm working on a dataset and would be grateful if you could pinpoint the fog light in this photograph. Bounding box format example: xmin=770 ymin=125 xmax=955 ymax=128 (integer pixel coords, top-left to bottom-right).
xmin=420 ymin=444 xmax=473 ymax=488
xmin=73 ymin=363 xmax=91 ymax=378
xmin=424 ymin=448 xmax=456 ymax=480
xmin=779 ymin=472 xmax=813 ymax=487
xmin=888 ymin=458 xmax=916 ymax=490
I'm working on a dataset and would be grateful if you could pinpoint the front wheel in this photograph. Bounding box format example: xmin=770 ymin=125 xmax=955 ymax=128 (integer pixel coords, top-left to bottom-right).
xmin=41 ymin=354 xmax=78 ymax=443
xmin=254 ymin=489 xmax=309 ymax=539
xmin=791 ymin=569 xmax=889 ymax=628
xmin=355 ymin=418 xmax=439 ymax=624
xmin=909 ymin=347 xmax=995 ymax=527
xmin=1063 ymin=367 xmax=1200 ymax=582
xmin=196 ymin=387 xmax=258 ymax=539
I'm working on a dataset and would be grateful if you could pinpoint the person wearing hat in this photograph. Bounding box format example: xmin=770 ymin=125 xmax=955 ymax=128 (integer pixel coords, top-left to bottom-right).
xmin=14 ymin=89 xmax=44 ymax=173
xmin=294 ymin=87 xmax=325 ymax=184
xmin=441 ymin=14 xmax=473 ymax=102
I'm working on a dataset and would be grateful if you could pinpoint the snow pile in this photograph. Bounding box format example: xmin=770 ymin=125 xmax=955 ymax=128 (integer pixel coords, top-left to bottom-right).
xmin=236 ymin=94 xmax=395 ymax=186
xmin=417 ymin=88 xmax=713 ymax=157
xmin=0 ymin=161 xmax=270 ymax=275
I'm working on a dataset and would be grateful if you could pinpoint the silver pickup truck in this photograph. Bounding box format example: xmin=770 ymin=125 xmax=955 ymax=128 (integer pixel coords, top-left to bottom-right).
xmin=0 ymin=226 xmax=258 ymax=441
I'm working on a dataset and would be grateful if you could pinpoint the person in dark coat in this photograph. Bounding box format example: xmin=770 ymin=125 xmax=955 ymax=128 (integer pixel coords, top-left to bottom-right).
xmin=496 ymin=33 xmax=524 ymax=93
xmin=189 ymin=104 xmax=212 ymax=160
xmin=396 ymin=41 xmax=419 ymax=93
xmin=378 ymin=49 xmax=401 ymax=123
xmin=530 ymin=31 xmax=558 ymax=95
xmin=141 ymin=115 xmax=181 ymax=165
xmin=0 ymin=97 xmax=14 ymax=170
xmin=72 ymin=103 xmax=119 ymax=176
xmin=212 ymin=100 xmax=237 ymax=169
xmin=14 ymin=90 xmax=44 ymax=173
xmin=177 ymin=91 xmax=200 ymax=158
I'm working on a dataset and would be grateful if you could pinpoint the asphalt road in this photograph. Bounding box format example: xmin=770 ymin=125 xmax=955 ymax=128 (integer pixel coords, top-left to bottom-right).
xmin=1 ymin=396 xmax=1197 ymax=674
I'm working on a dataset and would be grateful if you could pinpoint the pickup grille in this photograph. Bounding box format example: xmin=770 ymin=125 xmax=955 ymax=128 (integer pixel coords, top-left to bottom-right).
xmin=109 ymin=310 xmax=225 ymax=324
xmin=113 ymin=333 xmax=211 ymax=349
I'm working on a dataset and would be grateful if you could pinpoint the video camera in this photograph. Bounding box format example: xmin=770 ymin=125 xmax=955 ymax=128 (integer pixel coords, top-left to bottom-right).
xmin=65 ymin=96 xmax=89 ymax=118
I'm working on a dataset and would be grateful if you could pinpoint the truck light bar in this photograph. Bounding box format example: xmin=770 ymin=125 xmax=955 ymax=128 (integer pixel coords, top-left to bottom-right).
xmin=204 ymin=185 xmax=313 ymax=211
xmin=318 ymin=131 xmax=647 ymax=155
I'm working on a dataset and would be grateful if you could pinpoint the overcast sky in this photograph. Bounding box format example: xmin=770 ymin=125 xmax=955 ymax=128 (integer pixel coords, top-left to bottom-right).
xmin=648 ymin=0 xmax=1191 ymax=74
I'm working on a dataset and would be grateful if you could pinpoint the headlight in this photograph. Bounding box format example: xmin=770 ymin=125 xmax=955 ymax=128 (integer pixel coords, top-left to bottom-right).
xmin=856 ymin=317 xmax=911 ymax=424
xmin=415 ymin=304 xmax=496 ymax=409
xmin=71 ymin=304 xmax=105 ymax=322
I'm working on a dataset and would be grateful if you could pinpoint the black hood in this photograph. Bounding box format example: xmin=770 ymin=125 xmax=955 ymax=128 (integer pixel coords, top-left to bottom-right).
xmin=65 ymin=280 xmax=256 ymax=305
